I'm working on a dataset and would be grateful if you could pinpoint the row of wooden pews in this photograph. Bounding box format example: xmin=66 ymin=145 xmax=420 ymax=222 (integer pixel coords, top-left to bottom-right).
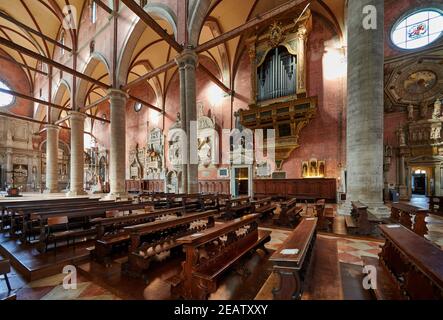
xmin=167 ymin=213 xmax=271 ymax=299
xmin=272 ymin=198 xmax=302 ymax=227
xmin=122 ymin=210 xmax=218 ymax=278
xmin=388 ymin=203 xmax=428 ymax=237
xmin=344 ymin=201 xmax=382 ymax=235
xmin=362 ymin=224 xmax=443 ymax=300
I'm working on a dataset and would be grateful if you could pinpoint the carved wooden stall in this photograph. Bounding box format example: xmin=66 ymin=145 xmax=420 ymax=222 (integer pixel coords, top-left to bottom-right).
xmin=254 ymin=178 xmax=336 ymax=202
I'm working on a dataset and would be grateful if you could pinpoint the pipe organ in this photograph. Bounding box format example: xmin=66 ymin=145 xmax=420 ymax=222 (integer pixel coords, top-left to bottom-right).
xmin=257 ymin=46 xmax=296 ymax=102
xmin=240 ymin=11 xmax=316 ymax=169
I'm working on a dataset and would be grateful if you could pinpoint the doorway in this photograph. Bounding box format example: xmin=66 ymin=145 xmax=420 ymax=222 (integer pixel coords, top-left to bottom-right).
xmin=412 ymin=172 xmax=426 ymax=195
xmin=230 ymin=166 xmax=252 ymax=198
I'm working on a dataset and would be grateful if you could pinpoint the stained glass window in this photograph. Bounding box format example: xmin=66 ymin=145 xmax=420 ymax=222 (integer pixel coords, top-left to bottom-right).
xmin=392 ymin=9 xmax=443 ymax=49
xmin=0 ymin=80 xmax=14 ymax=107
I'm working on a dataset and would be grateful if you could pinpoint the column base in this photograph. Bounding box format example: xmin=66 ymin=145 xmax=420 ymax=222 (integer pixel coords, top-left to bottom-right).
xmin=44 ymin=189 xmax=59 ymax=194
xmin=104 ymin=192 xmax=130 ymax=201
xmin=338 ymin=201 xmax=390 ymax=218
xmin=66 ymin=190 xmax=88 ymax=197
xmin=399 ymin=186 xmax=409 ymax=201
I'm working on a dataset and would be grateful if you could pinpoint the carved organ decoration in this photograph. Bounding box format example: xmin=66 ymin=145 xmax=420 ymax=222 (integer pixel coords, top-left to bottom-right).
xmin=197 ymin=104 xmax=219 ymax=168
xmin=240 ymin=11 xmax=316 ymax=170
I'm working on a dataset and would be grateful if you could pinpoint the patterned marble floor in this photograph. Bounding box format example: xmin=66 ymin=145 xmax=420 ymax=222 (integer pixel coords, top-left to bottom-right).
xmin=2 ymin=272 xmax=120 ymax=300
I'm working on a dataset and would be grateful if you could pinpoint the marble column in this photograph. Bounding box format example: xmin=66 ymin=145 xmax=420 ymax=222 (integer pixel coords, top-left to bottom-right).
xmin=45 ymin=125 xmax=60 ymax=193
xmin=5 ymin=149 xmax=12 ymax=188
xmin=176 ymin=49 xmax=199 ymax=194
xmin=398 ymin=153 xmax=408 ymax=200
xmin=68 ymin=111 xmax=86 ymax=196
xmin=346 ymin=0 xmax=385 ymax=207
xmin=177 ymin=59 xmax=188 ymax=194
xmin=109 ymin=89 xmax=128 ymax=197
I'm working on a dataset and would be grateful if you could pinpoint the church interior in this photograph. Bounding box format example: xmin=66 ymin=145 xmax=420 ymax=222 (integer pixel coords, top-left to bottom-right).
xmin=0 ymin=0 xmax=442 ymax=301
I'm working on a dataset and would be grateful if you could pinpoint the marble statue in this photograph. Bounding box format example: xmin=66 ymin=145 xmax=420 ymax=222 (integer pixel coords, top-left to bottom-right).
xmin=398 ymin=127 xmax=406 ymax=146
xmin=433 ymin=99 xmax=442 ymax=120
xmin=407 ymin=104 xmax=414 ymax=121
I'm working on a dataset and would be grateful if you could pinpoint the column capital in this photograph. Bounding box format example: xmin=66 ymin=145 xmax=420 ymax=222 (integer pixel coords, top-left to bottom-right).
xmin=45 ymin=124 xmax=60 ymax=131
xmin=107 ymin=88 xmax=129 ymax=100
xmin=175 ymin=49 xmax=198 ymax=68
xmin=69 ymin=111 xmax=87 ymax=121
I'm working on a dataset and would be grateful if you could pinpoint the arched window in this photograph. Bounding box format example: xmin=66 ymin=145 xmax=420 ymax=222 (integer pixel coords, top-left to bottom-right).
xmin=59 ymin=31 xmax=65 ymax=55
xmin=392 ymin=9 xmax=443 ymax=49
xmin=0 ymin=80 xmax=14 ymax=107
xmin=134 ymin=102 xmax=142 ymax=112
xmin=91 ymin=1 xmax=97 ymax=24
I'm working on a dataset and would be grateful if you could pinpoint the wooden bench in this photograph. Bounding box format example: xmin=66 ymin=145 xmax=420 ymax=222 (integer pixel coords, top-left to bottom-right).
xmin=270 ymin=217 xmax=318 ymax=299
xmin=389 ymin=203 xmax=428 ymax=237
xmin=344 ymin=201 xmax=382 ymax=235
xmin=1 ymin=197 xmax=100 ymax=231
xmin=362 ymin=224 xmax=443 ymax=300
xmin=168 ymin=213 xmax=270 ymax=300
xmin=0 ymin=259 xmax=16 ymax=300
xmin=122 ymin=210 xmax=218 ymax=278
xmin=34 ymin=202 xmax=148 ymax=253
xmin=273 ymin=198 xmax=302 ymax=227
xmin=251 ymin=197 xmax=276 ymax=219
xmin=428 ymin=196 xmax=443 ymax=217
xmin=18 ymin=200 xmax=125 ymax=239
xmin=92 ymin=207 xmax=186 ymax=264
xmin=221 ymin=196 xmax=252 ymax=220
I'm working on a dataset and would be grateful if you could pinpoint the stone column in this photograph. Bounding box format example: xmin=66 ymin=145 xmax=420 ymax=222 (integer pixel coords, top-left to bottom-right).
xmin=176 ymin=49 xmax=199 ymax=194
xmin=346 ymin=0 xmax=385 ymax=209
xmin=45 ymin=125 xmax=60 ymax=193
xmin=398 ymin=154 xmax=408 ymax=200
xmin=68 ymin=111 xmax=86 ymax=196
xmin=5 ymin=149 xmax=12 ymax=188
xmin=177 ymin=59 xmax=188 ymax=194
xmin=108 ymin=89 xmax=128 ymax=197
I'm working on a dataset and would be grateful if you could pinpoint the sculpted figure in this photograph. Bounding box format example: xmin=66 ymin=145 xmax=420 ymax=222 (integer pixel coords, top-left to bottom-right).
xmin=433 ymin=99 xmax=442 ymax=120
xmin=407 ymin=104 xmax=414 ymax=121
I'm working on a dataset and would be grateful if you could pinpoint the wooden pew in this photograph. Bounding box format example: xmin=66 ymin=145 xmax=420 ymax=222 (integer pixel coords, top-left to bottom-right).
xmin=273 ymin=198 xmax=302 ymax=227
xmin=20 ymin=200 xmax=134 ymax=240
xmin=221 ymin=196 xmax=252 ymax=220
xmin=0 ymin=197 xmax=99 ymax=231
xmin=389 ymin=203 xmax=428 ymax=237
xmin=344 ymin=201 xmax=382 ymax=236
xmin=270 ymin=218 xmax=317 ymax=299
xmin=16 ymin=200 xmax=122 ymax=238
xmin=0 ymin=259 xmax=16 ymax=300
xmin=251 ymin=197 xmax=276 ymax=219
xmin=34 ymin=202 xmax=148 ymax=253
xmin=122 ymin=210 xmax=218 ymax=278
xmin=428 ymin=196 xmax=443 ymax=216
xmin=168 ymin=213 xmax=271 ymax=300
xmin=92 ymin=207 xmax=186 ymax=264
xmin=362 ymin=224 xmax=443 ymax=300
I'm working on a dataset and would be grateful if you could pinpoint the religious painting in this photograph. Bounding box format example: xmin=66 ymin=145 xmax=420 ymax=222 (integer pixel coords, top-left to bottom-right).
xmin=302 ymin=161 xmax=309 ymax=178
xmin=309 ymin=159 xmax=318 ymax=177
xmin=318 ymin=161 xmax=325 ymax=177
xmin=302 ymin=159 xmax=326 ymax=178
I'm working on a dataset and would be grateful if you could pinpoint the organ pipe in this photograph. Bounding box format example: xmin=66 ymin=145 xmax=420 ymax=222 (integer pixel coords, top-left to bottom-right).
xmin=257 ymin=46 xmax=296 ymax=102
